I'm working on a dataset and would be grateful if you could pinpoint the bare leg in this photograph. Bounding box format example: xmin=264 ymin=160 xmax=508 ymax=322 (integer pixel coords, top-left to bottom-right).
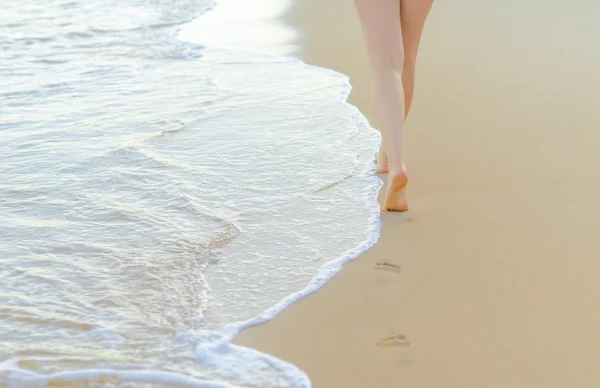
xmin=401 ymin=0 xmax=434 ymax=115
xmin=355 ymin=0 xmax=408 ymax=211
xmin=376 ymin=0 xmax=433 ymax=174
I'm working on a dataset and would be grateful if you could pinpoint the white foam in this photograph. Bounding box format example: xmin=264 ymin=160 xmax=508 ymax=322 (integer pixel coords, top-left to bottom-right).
xmin=184 ymin=53 xmax=381 ymax=387
xmin=179 ymin=0 xmax=298 ymax=56
xmin=181 ymin=0 xmax=382 ymax=387
xmin=2 ymin=0 xmax=382 ymax=386
xmin=0 ymin=360 xmax=236 ymax=388
xmin=223 ymin=80 xmax=382 ymax=331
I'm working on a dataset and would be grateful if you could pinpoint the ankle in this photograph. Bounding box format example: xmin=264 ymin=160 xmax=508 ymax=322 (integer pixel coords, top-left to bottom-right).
xmin=388 ymin=164 xmax=407 ymax=175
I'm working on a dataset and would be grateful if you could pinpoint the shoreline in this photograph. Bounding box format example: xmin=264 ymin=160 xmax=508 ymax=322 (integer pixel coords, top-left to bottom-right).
xmin=178 ymin=0 xmax=386 ymax=385
xmin=180 ymin=0 xmax=382 ymax=334
xmin=3 ymin=0 xmax=383 ymax=386
xmin=235 ymin=0 xmax=600 ymax=387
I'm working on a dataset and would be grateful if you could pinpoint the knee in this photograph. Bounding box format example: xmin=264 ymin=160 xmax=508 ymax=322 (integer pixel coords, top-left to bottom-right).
xmin=354 ymin=0 xmax=404 ymax=72
xmin=390 ymin=43 xmax=405 ymax=72
xmin=371 ymin=42 xmax=405 ymax=74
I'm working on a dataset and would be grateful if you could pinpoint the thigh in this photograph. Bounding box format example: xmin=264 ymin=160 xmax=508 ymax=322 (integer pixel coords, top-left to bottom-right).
xmin=355 ymin=0 xmax=404 ymax=69
xmin=400 ymin=0 xmax=434 ymax=62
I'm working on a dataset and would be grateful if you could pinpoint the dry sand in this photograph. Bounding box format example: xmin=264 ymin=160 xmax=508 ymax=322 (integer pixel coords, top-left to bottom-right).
xmin=235 ymin=0 xmax=600 ymax=387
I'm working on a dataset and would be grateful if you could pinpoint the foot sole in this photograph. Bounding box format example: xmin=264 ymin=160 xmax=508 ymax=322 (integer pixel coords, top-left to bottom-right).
xmin=384 ymin=172 xmax=408 ymax=212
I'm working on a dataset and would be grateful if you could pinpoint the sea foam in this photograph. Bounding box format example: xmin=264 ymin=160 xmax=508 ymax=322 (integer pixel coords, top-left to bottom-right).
xmin=1 ymin=0 xmax=381 ymax=386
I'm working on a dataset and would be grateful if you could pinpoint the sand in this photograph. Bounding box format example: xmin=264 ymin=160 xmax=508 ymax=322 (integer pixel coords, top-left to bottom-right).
xmin=234 ymin=0 xmax=600 ymax=387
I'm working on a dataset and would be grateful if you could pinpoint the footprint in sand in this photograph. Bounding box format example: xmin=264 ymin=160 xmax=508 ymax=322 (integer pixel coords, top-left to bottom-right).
xmin=376 ymin=332 xmax=410 ymax=348
xmin=373 ymin=260 xmax=401 ymax=286
xmin=374 ymin=260 xmax=401 ymax=273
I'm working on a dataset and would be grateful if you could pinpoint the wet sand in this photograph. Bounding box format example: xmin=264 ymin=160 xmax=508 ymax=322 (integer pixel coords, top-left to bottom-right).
xmin=235 ymin=0 xmax=600 ymax=387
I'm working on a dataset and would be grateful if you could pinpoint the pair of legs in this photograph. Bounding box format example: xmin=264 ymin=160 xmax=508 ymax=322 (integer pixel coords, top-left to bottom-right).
xmin=355 ymin=0 xmax=433 ymax=211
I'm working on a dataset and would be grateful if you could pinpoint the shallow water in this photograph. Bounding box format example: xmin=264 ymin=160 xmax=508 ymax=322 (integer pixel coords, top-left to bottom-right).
xmin=1 ymin=0 xmax=380 ymax=386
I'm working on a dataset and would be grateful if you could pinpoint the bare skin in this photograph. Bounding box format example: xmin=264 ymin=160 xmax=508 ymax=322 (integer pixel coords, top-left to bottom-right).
xmin=355 ymin=0 xmax=433 ymax=211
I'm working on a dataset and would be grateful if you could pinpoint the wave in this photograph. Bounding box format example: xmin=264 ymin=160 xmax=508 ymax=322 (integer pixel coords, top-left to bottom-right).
xmin=1 ymin=0 xmax=382 ymax=386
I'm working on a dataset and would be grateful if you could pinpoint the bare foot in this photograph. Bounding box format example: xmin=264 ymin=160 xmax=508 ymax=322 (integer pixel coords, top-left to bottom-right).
xmin=375 ymin=152 xmax=388 ymax=173
xmin=384 ymin=168 xmax=408 ymax=212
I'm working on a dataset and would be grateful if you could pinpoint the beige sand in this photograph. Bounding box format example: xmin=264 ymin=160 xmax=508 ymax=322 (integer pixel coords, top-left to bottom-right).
xmin=235 ymin=1 xmax=600 ymax=387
